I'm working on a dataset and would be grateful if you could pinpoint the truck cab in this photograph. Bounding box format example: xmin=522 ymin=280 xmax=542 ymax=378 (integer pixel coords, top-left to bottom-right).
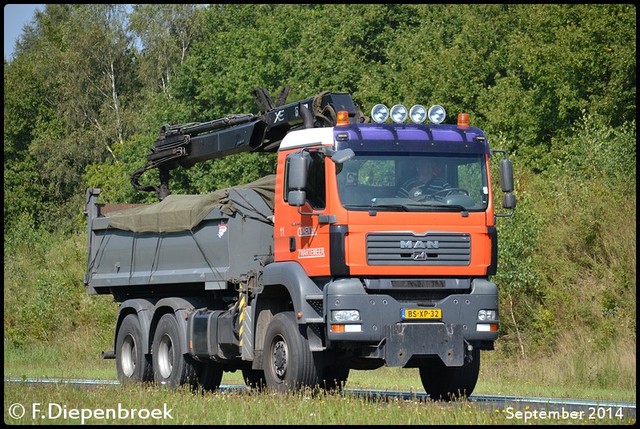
xmin=264 ymin=108 xmax=515 ymax=398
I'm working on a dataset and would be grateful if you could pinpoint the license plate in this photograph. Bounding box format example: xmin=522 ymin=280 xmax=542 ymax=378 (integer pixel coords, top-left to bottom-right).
xmin=401 ymin=308 xmax=442 ymax=320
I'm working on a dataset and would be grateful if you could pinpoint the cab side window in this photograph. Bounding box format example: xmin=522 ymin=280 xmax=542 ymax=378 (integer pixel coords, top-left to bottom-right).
xmin=306 ymin=152 xmax=326 ymax=209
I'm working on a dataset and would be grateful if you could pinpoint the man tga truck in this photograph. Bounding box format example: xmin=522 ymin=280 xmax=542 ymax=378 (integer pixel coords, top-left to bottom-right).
xmin=84 ymin=87 xmax=516 ymax=400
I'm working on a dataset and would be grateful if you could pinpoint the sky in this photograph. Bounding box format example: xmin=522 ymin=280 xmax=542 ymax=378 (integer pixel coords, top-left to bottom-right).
xmin=4 ymin=4 xmax=44 ymax=60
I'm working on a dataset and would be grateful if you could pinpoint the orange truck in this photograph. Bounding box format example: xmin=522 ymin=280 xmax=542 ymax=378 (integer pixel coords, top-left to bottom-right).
xmin=84 ymin=88 xmax=516 ymax=399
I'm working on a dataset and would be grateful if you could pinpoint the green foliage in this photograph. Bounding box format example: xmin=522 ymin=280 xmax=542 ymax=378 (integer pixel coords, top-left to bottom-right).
xmin=550 ymin=114 xmax=636 ymax=189
xmin=492 ymin=186 xmax=547 ymax=354
xmin=3 ymin=57 xmax=50 ymax=159
xmin=84 ymin=133 xmax=159 ymax=204
xmin=128 ymin=4 xmax=206 ymax=97
xmin=4 ymin=213 xmax=118 ymax=347
xmin=3 ymin=157 xmax=47 ymax=231
xmin=182 ymin=152 xmax=277 ymax=194
xmin=5 ymin=4 xmax=636 ymax=227
xmin=493 ymin=115 xmax=636 ymax=357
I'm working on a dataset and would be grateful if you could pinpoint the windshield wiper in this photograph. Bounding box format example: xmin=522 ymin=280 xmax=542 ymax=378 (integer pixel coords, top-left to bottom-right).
xmin=346 ymin=203 xmax=469 ymax=214
xmin=417 ymin=203 xmax=468 ymax=211
xmin=387 ymin=203 xmax=469 ymax=213
xmin=358 ymin=204 xmax=409 ymax=212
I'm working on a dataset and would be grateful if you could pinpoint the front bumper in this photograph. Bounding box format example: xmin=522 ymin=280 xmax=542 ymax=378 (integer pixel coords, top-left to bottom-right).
xmin=324 ymin=278 xmax=499 ymax=367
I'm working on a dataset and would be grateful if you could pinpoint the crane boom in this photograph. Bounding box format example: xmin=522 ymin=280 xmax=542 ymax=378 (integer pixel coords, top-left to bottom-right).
xmin=131 ymin=87 xmax=364 ymax=199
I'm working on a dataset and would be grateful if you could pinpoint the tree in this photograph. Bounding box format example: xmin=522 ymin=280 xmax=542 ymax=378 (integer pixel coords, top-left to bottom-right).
xmin=129 ymin=4 xmax=206 ymax=98
xmin=4 ymin=4 xmax=142 ymax=231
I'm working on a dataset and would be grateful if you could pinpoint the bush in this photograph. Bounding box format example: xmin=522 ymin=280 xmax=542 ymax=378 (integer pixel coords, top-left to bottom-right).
xmin=4 ymin=214 xmax=118 ymax=348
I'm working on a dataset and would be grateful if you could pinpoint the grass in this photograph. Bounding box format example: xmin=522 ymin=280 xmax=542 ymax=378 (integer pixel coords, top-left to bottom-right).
xmin=4 ymin=381 xmax=635 ymax=425
xmin=3 ymin=296 xmax=636 ymax=426
xmin=4 ymin=330 xmax=635 ymax=403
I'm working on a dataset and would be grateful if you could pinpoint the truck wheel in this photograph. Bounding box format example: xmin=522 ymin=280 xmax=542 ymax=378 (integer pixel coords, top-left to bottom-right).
xmin=419 ymin=348 xmax=480 ymax=401
xmin=242 ymin=368 xmax=266 ymax=390
xmin=152 ymin=313 xmax=198 ymax=390
xmin=197 ymin=361 xmax=224 ymax=392
xmin=262 ymin=312 xmax=319 ymax=392
xmin=321 ymin=365 xmax=349 ymax=392
xmin=115 ymin=314 xmax=153 ymax=384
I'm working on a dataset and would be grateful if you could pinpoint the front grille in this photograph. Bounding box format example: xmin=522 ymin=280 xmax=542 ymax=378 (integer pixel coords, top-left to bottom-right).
xmin=391 ymin=280 xmax=446 ymax=288
xmin=366 ymin=233 xmax=470 ymax=266
xmin=380 ymin=289 xmax=456 ymax=306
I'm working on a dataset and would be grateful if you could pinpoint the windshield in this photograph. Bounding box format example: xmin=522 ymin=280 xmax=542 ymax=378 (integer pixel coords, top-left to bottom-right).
xmin=336 ymin=153 xmax=488 ymax=212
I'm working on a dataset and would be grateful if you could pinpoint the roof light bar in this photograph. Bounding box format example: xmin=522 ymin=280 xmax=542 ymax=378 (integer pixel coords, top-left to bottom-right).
xmin=369 ymin=102 xmax=452 ymax=125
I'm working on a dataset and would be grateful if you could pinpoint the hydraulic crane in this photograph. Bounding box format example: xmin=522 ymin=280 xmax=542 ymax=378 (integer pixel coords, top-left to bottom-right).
xmin=131 ymin=87 xmax=366 ymax=199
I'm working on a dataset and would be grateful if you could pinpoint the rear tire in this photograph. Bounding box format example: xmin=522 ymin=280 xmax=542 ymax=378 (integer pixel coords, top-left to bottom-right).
xmin=152 ymin=313 xmax=199 ymax=390
xmin=115 ymin=314 xmax=153 ymax=384
xmin=419 ymin=348 xmax=480 ymax=401
xmin=262 ymin=312 xmax=320 ymax=392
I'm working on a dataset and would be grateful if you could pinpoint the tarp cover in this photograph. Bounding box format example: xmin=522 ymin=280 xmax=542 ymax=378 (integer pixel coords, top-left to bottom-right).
xmin=107 ymin=175 xmax=276 ymax=233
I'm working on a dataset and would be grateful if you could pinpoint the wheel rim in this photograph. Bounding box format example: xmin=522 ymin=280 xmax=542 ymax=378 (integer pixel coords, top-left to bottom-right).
xmin=157 ymin=333 xmax=174 ymax=379
xmin=121 ymin=334 xmax=136 ymax=377
xmin=271 ymin=335 xmax=288 ymax=380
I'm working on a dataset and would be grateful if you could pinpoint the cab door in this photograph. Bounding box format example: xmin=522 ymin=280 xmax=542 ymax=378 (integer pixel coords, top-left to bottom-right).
xmin=275 ymin=150 xmax=332 ymax=277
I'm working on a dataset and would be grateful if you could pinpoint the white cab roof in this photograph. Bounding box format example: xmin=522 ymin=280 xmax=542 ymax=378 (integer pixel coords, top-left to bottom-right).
xmin=279 ymin=127 xmax=335 ymax=151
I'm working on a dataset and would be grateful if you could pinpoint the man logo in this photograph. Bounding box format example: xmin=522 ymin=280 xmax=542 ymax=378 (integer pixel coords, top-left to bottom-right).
xmin=400 ymin=240 xmax=439 ymax=249
xmin=412 ymin=251 xmax=428 ymax=260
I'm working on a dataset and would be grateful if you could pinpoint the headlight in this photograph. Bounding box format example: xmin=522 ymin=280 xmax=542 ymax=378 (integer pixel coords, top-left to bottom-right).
xmin=478 ymin=309 xmax=497 ymax=321
xmin=331 ymin=310 xmax=361 ymax=322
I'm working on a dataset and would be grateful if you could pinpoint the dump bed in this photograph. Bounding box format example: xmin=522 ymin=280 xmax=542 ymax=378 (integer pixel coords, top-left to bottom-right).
xmin=84 ymin=176 xmax=275 ymax=296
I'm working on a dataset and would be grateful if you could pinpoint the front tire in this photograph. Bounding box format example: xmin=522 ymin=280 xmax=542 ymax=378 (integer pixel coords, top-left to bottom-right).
xmin=262 ymin=312 xmax=319 ymax=392
xmin=419 ymin=348 xmax=480 ymax=401
xmin=152 ymin=313 xmax=199 ymax=390
xmin=197 ymin=361 xmax=224 ymax=392
xmin=242 ymin=368 xmax=266 ymax=391
xmin=115 ymin=314 xmax=153 ymax=384
xmin=321 ymin=365 xmax=349 ymax=392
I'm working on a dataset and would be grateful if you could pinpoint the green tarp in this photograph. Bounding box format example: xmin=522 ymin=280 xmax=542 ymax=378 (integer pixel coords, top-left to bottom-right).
xmin=107 ymin=175 xmax=276 ymax=233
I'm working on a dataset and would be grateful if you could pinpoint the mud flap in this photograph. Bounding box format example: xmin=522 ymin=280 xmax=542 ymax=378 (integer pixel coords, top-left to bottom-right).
xmin=384 ymin=323 xmax=464 ymax=367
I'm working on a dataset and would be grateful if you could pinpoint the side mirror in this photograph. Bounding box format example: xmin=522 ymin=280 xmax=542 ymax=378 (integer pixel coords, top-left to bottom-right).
xmin=288 ymin=190 xmax=306 ymax=207
xmin=500 ymin=159 xmax=514 ymax=193
xmin=500 ymin=159 xmax=516 ymax=209
xmin=502 ymin=192 xmax=517 ymax=210
xmin=331 ymin=148 xmax=355 ymax=164
xmin=493 ymin=149 xmax=517 ymax=218
xmin=287 ymin=151 xmax=309 ymax=207
xmin=287 ymin=151 xmax=309 ymax=190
